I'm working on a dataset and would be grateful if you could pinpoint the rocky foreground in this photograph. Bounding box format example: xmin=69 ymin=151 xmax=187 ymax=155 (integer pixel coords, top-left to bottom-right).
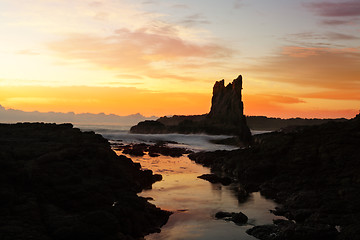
xmin=0 ymin=123 xmax=170 ymax=240
xmin=189 ymin=114 xmax=360 ymax=240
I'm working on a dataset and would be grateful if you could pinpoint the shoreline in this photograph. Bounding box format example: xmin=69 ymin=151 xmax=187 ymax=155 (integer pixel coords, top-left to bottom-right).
xmin=0 ymin=123 xmax=170 ymax=240
xmin=188 ymin=114 xmax=360 ymax=239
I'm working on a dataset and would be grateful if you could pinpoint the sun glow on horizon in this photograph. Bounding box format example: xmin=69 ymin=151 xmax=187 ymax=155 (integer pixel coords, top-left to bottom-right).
xmin=0 ymin=0 xmax=359 ymax=119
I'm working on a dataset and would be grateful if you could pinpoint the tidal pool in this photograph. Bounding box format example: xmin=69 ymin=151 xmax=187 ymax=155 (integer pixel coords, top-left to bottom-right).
xmin=121 ymin=153 xmax=283 ymax=240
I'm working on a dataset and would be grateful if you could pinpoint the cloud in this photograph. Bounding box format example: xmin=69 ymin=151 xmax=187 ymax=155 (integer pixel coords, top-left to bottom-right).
xmin=243 ymin=93 xmax=358 ymax=118
xmin=262 ymin=95 xmax=305 ymax=104
xmin=142 ymin=1 xmax=157 ymax=5
xmin=16 ymin=49 xmax=40 ymax=55
xmin=322 ymin=19 xmax=359 ymax=25
xmin=116 ymin=74 xmax=143 ymax=80
xmin=89 ymin=1 xmax=102 ymax=8
xmin=105 ymin=81 xmax=144 ymax=86
xmin=302 ymin=90 xmax=360 ymax=100
xmin=48 ymin=27 xmax=231 ymax=81
xmin=172 ymin=4 xmax=189 ymax=9
xmin=180 ymin=14 xmax=210 ymax=26
xmin=326 ymin=32 xmax=359 ymax=40
xmin=246 ymin=46 xmax=360 ymax=92
xmin=305 ymin=1 xmax=360 ymax=17
xmin=233 ymin=0 xmax=244 ymax=9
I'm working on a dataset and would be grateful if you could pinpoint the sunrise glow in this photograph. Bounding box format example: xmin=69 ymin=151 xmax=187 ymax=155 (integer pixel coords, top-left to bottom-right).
xmin=1 ymin=0 xmax=359 ymax=118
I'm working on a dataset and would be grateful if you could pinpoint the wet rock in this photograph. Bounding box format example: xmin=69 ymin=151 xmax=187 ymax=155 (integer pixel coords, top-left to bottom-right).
xmin=117 ymin=143 xmax=191 ymax=158
xmin=215 ymin=211 xmax=233 ymax=219
xmin=246 ymin=225 xmax=280 ymax=240
xmin=215 ymin=211 xmax=248 ymax=225
xmin=247 ymin=219 xmax=338 ymax=240
xmin=152 ymin=174 xmax=162 ymax=182
xmin=197 ymin=174 xmax=232 ymax=186
xmin=232 ymin=212 xmax=248 ymax=224
xmin=149 ymin=152 xmax=160 ymax=157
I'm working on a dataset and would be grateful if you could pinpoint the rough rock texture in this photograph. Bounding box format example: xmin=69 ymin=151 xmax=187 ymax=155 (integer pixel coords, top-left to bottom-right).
xmin=189 ymin=114 xmax=360 ymax=240
xmin=215 ymin=211 xmax=248 ymax=225
xmin=130 ymin=75 xmax=252 ymax=144
xmin=207 ymin=75 xmax=251 ymax=142
xmin=115 ymin=142 xmax=193 ymax=158
xmin=0 ymin=123 xmax=170 ymax=240
xmin=208 ymin=75 xmax=244 ymax=124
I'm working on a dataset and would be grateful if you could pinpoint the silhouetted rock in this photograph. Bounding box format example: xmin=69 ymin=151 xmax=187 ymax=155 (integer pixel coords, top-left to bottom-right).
xmin=197 ymin=174 xmax=232 ymax=186
xmin=246 ymin=116 xmax=347 ymax=131
xmin=247 ymin=219 xmax=338 ymax=240
xmin=189 ymin=114 xmax=360 ymax=239
xmin=0 ymin=123 xmax=170 ymax=240
xmin=116 ymin=142 xmax=192 ymax=158
xmin=130 ymin=75 xmax=252 ymax=144
xmin=130 ymin=120 xmax=166 ymax=134
xmin=215 ymin=211 xmax=248 ymax=225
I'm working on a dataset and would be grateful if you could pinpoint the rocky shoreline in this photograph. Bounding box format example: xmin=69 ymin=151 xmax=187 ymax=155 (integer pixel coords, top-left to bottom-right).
xmin=0 ymin=123 xmax=170 ymax=240
xmin=189 ymin=114 xmax=360 ymax=240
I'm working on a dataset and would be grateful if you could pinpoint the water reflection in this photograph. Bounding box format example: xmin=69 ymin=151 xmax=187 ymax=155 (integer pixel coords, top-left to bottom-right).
xmin=121 ymin=153 xmax=282 ymax=240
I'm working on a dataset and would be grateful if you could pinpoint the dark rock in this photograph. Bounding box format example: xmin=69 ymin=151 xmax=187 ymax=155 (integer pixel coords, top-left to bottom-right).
xmin=231 ymin=212 xmax=248 ymax=224
xmin=215 ymin=211 xmax=248 ymax=225
xmin=215 ymin=211 xmax=233 ymax=219
xmin=247 ymin=220 xmax=338 ymax=240
xmin=0 ymin=123 xmax=170 ymax=240
xmin=197 ymin=174 xmax=232 ymax=186
xmin=149 ymin=152 xmax=160 ymax=157
xmin=130 ymin=120 xmax=166 ymax=134
xmin=152 ymin=174 xmax=162 ymax=182
xmin=246 ymin=225 xmax=280 ymax=240
xmin=190 ymin=115 xmax=360 ymax=239
xmin=208 ymin=75 xmax=251 ymax=142
xmin=117 ymin=143 xmax=190 ymax=158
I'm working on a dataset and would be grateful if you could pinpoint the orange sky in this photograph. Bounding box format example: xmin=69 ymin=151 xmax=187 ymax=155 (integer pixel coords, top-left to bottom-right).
xmin=0 ymin=0 xmax=359 ymax=119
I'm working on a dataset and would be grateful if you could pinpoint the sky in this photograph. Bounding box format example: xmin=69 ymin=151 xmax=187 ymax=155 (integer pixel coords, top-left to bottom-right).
xmin=0 ymin=0 xmax=359 ymax=118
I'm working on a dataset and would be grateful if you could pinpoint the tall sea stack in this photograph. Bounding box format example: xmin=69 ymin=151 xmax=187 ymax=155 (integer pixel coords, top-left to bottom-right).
xmin=208 ymin=75 xmax=251 ymax=142
xmin=130 ymin=75 xmax=252 ymax=144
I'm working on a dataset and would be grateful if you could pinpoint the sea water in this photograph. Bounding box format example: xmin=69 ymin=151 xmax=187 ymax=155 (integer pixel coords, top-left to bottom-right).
xmin=75 ymin=124 xmax=281 ymax=240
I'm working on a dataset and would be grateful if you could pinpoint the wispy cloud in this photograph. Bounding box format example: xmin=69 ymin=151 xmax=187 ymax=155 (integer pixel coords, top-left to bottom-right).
xmin=48 ymin=27 xmax=231 ymax=81
xmin=326 ymin=32 xmax=359 ymax=40
xmin=247 ymin=46 xmax=360 ymax=93
xmin=16 ymin=49 xmax=40 ymax=55
xmin=322 ymin=18 xmax=359 ymax=25
xmin=305 ymin=1 xmax=360 ymax=17
xmin=233 ymin=0 xmax=244 ymax=9
xmin=172 ymin=4 xmax=189 ymax=9
xmin=116 ymin=74 xmax=144 ymax=80
xmin=302 ymin=90 xmax=360 ymax=100
xmin=180 ymin=14 xmax=210 ymax=26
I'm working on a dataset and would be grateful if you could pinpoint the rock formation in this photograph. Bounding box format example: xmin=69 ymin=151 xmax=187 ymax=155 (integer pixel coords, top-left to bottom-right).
xmin=208 ymin=75 xmax=245 ymax=124
xmin=207 ymin=75 xmax=251 ymax=142
xmin=130 ymin=75 xmax=252 ymax=144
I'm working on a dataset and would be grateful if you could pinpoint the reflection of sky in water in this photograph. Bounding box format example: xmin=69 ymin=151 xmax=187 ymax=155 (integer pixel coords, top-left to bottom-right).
xmin=75 ymin=123 xmax=241 ymax=152
xmin=121 ymin=153 xmax=284 ymax=240
xmin=83 ymin=124 xmax=281 ymax=240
